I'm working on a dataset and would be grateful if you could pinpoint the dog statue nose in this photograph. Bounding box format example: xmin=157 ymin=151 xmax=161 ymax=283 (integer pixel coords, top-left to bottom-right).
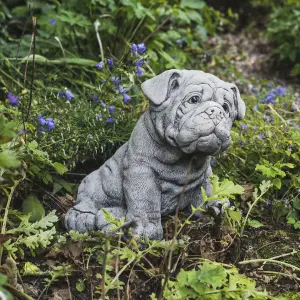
xmin=205 ymin=106 xmax=224 ymax=121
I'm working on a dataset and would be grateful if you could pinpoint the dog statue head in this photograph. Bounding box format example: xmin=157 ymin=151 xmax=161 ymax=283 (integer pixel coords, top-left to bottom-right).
xmin=141 ymin=69 xmax=246 ymax=155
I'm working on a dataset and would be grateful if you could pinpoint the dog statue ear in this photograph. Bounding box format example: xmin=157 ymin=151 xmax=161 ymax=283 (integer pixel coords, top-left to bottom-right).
xmin=231 ymin=85 xmax=246 ymax=120
xmin=141 ymin=69 xmax=181 ymax=106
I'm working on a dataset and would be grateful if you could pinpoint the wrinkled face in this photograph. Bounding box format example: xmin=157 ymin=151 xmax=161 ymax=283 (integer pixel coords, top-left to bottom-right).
xmin=141 ymin=70 xmax=246 ymax=155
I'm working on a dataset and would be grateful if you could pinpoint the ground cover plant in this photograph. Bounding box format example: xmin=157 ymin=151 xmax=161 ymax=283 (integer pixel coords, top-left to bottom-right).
xmin=0 ymin=0 xmax=300 ymax=299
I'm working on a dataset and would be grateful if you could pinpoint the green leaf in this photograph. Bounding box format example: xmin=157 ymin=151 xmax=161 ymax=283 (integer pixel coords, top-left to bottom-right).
xmin=292 ymin=198 xmax=300 ymax=211
xmin=76 ymin=279 xmax=86 ymax=292
xmin=181 ymin=0 xmax=205 ymax=10
xmin=0 ymin=150 xmax=21 ymax=168
xmin=22 ymin=262 xmax=41 ymax=275
xmin=197 ymin=262 xmax=227 ymax=289
xmin=22 ymin=194 xmax=45 ymax=222
xmin=273 ymin=178 xmax=282 ymax=189
xmin=228 ymin=209 xmax=242 ymax=223
xmin=52 ymin=162 xmax=68 ymax=175
xmin=255 ymin=164 xmax=285 ymax=178
xmin=247 ymin=219 xmax=264 ymax=228
xmin=206 ymin=175 xmax=244 ymax=201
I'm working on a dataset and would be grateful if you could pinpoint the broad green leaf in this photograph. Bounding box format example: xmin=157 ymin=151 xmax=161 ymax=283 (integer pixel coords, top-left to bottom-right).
xmin=273 ymin=178 xmax=282 ymax=189
xmin=0 ymin=150 xmax=21 ymax=168
xmin=247 ymin=219 xmax=264 ymax=228
xmin=198 ymin=262 xmax=227 ymax=289
xmin=228 ymin=209 xmax=242 ymax=223
xmin=52 ymin=162 xmax=68 ymax=175
xmin=292 ymin=198 xmax=300 ymax=211
xmin=181 ymin=0 xmax=205 ymax=10
xmin=22 ymin=262 xmax=41 ymax=275
xmin=22 ymin=194 xmax=45 ymax=222
xmin=255 ymin=164 xmax=285 ymax=178
xmin=76 ymin=279 xmax=85 ymax=292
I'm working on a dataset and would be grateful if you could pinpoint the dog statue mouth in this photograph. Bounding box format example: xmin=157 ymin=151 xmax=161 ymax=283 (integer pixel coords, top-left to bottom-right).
xmin=165 ymin=108 xmax=232 ymax=155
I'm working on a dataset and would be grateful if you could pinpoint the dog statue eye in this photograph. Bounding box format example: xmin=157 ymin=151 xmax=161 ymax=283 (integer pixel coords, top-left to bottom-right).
xmin=188 ymin=95 xmax=201 ymax=104
xmin=222 ymin=103 xmax=230 ymax=115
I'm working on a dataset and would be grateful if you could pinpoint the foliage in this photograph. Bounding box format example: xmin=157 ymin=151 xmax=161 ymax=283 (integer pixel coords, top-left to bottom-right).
xmin=161 ymin=261 xmax=274 ymax=299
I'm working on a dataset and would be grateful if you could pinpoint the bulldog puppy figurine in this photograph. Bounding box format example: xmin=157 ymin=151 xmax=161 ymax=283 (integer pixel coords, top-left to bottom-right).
xmin=65 ymin=69 xmax=246 ymax=240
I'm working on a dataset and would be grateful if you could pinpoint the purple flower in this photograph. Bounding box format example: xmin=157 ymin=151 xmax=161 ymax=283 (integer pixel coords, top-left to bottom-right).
xmin=95 ymin=61 xmax=103 ymax=70
xmin=253 ymin=105 xmax=259 ymax=111
xmin=131 ymin=43 xmax=138 ymax=55
xmin=19 ymin=129 xmax=26 ymax=134
xmin=277 ymin=87 xmax=286 ymax=96
xmin=176 ymin=39 xmax=183 ymax=45
xmin=106 ymin=117 xmax=114 ymax=124
xmin=7 ymin=92 xmax=19 ymax=106
xmin=210 ymin=157 xmax=216 ymax=166
xmin=96 ymin=114 xmax=104 ymax=120
xmin=251 ymin=87 xmax=258 ymax=94
xmin=93 ymin=95 xmax=99 ymax=102
xmin=65 ymin=90 xmax=74 ymax=101
xmin=112 ymin=77 xmax=120 ymax=86
xmin=49 ymin=19 xmax=56 ymax=25
xmin=58 ymin=91 xmax=65 ymax=98
xmin=46 ymin=118 xmax=55 ymax=130
xmin=107 ymin=58 xmax=114 ymax=68
xmin=267 ymin=83 xmax=272 ymax=88
xmin=221 ymin=153 xmax=228 ymax=157
xmin=123 ymin=93 xmax=132 ymax=103
xmin=100 ymin=101 xmax=106 ymax=107
xmin=135 ymin=58 xmax=144 ymax=67
xmin=288 ymin=147 xmax=292 ymax=152
xmin=264 ymin=93 xmax=275 ymax=104
xmin=137 ymin=43 xmax=147 ymax=54
xmin=108 ymin=106 xmax=115 ymax=114
xmin=118 ymin=86 xmax=127 ymax=94
xmin=265 ymin=199 xmax=271 ymax=206
xmin=136 ymin=66 xmax=143 ymax=77
xmin=240 ymin=123 xmax=248 ymax=130
xmin=257 ymin=133 xmax=265 ymax=140
xmin=101 ymin=79 xmax=107 ymax=84
xmin=253 ymin=126 xmax=258 ymax=130
xmin=38 ymin=114 xmax=47 ymax=126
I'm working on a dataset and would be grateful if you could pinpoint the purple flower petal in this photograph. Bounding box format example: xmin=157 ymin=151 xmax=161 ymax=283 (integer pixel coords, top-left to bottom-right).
xmin=93 ymin=95 xmax=99 ymax=102
xmin=123 ymin=93 xmax=132 ymax=103
xmin=137 ymin=43 xmax=147 ymax=54
xmin=136 ymin=66 xmax=143 ymax=77
xmin=131 ymin=43 xmax=138 ymax=55
xmin=96 ymin=114 xmax=104 ymax=120
xmin=112 ymin=77 xmax=121 ymax=86
xmin=100 ymin=101 xmax=106 ymax=107
xmin=95 ymin=61 xmax=103 ymax=70
xmin=108 ymin=106 xmax=115 ymax=114
xmin=65 ymin=90 xmax=74 ymax=101
xmin=49 ymin=19 xmax=56 ymax=25
xmin=59 ymin=91 xmax=65 ymax=98
xmin=38 ymin=114 xmax=47 ymax=126
xmin=106 ymin=117 xmax=114 ymax=124
xmin=7 ymin=92 xmax=19 ymax=106
xmin=135 ymin=58 xmax=144 ymax=67
xmin=107 ymin=58 xmax=114 ymax=68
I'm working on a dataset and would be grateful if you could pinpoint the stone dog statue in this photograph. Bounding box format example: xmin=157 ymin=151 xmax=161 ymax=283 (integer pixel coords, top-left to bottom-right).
xmin=65 ymin=69 xmax=246 ymax=239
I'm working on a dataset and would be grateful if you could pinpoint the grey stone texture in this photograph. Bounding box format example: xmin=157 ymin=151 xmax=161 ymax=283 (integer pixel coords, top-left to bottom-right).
xmin=65 ymin=69 xmax=246 ymax=239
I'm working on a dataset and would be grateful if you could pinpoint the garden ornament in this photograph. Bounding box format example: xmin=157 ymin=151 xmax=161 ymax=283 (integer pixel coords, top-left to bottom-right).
xmin=65 ymin=69 xmax=246 ymax=239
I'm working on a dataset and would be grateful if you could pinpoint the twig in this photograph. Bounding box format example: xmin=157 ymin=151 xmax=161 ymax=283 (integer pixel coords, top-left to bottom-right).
xmin=239 ymin=258 xmax=300 ymax=272
xmin=159 ymin=157 xmax=195 ymax=299
xmin=0 ymin=178 xmax=23 ymax=263
xmin=66 ymin=275 xmax=73 ymax=300
xmin=4 ymin=283 xmax=33 ymax=300
xmin=143 ymin=14 xmax=172 ymax=44
xmin=94 ymin=20 xmax=104 ymax=63
xmin=101 ymin=239 xmax=109 ymax=300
